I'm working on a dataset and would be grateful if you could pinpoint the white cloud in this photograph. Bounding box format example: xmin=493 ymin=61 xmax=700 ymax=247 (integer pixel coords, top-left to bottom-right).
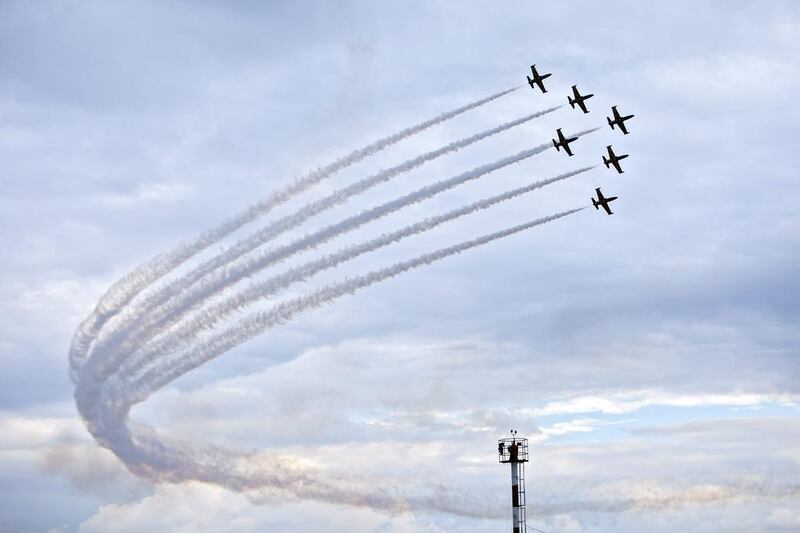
xmin=525 ymin=391 xmax=800 ymax=417
xmin=767 ymin=507 xmax=800 ymax=531
xmin=0 ymin=414 xmax=78 ymax=449
xmin=644 ymin=54 xmax=798 ymax=104
xmin=549 ymin=514 xmax=583 ymax=533
xmin=78 ymin=482 xmax=423 ymax=533
xmin=536 ymin=418 xmax=609 ymax=438
xmin=94 ymin=181 xmax=194 ymax=208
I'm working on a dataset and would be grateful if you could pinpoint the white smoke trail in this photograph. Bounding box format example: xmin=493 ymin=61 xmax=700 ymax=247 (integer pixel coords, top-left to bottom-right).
xmin=412 ymin=478 xmax=800 ymax=519
xmin=121 ymin=167 xmax=594 ymax=378
xmin=87 ymin=424 xmax=502 ymax=518
xmin=97 ymin=128 xmax=597 ymax=379
xmin=528 ymin=479 xmax=800 ymax=516
xmin=90 ymin=131 xmax=596 ymax=382
xmin=77 ymin=209 xmax=582 ymax=421
xmin=145 ymin=106 xmax=563 ymax=300
xmin=68 ymin=86 xmax=519 ymax=378
xmin=83 ymin=106 xmax=562 ymax=378
xmin=60 ymin=417 xmax=800 ymax=520
xmin=122 ymin=208 xmax=585 ymax=401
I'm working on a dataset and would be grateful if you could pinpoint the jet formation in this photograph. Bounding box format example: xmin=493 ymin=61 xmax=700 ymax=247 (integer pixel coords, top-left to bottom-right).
xmin=526 ymin=64 xmax=635 ymax=215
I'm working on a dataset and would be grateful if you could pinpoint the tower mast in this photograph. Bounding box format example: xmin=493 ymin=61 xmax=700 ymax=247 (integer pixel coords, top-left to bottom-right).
xmin=498 ymin=429 xmax=528 ymax=533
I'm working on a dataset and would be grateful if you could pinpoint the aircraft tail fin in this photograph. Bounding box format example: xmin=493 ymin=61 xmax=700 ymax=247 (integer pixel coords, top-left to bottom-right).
xmin=553 ymin=139 xmax=560 ymax=151
xmin=592 ymin=198 xmax=600 ymax=210
xmin=568 ymin=96 xmax=576 ymax=108
xmin=607 ymin=116 xmax=615 ymax=129
xmin=602 ymin=156 xmax=610 ymax=168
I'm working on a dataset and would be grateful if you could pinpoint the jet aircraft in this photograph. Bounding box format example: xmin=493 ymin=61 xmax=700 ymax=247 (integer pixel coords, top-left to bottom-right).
xmin=602 ymin=145 xmax=629 ymax=174
xmin=526 ymin=64 xmax=552 ymax=93
xmin=592 ymin=187 xmax=618 ymax=215
xmin=607 ymin=105 xmax=634 ymax=134
xmin=552 ymin=128 xmax=578 ymax=156
xmin=568 ymin=85 xmax=594 ymax=113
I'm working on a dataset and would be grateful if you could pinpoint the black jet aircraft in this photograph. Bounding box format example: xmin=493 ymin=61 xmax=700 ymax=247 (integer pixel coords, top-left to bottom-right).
xmin=602 ymin=145 xmax=629 ymax=174
xmin=592 ymin=187 xmax=618 ymax=215
xmin=607 ymin=105 xmax=634 ymax=134
xmin=527 ymin=64 xmax=552 ymax=93
xmin=552 ymin=128 xmax=578 ymax=156
xmin=568 ymin=85 xmax=594 ymax=113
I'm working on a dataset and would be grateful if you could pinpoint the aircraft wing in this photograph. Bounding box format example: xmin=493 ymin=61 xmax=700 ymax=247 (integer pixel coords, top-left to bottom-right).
xmin=617 ymin=121 xmax=629 ymax=135
xmin=601 ymin=202 xmax=613 ymax=215
xmin=535 ymin=79 xmax=546 ymax=92
xmin=576 ymin=99 xmax=588 ymax=113
xmin=611 ymin=159 xmax=623 ymax=173
xmin=563 ymin=143 xmax=574 ymax=156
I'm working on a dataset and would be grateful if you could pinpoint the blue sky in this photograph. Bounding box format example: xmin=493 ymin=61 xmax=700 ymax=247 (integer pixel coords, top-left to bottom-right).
xmin=1 ymin=1 xmax=799 ymax=531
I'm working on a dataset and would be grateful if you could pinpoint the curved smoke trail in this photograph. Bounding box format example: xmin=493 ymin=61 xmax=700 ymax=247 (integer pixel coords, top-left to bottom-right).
xmin=69 ymin=86 xmax=518 ymax=379
xmin=88 ymin=129 xmax=597 ymax=384
xmin=82 ymin=106 xmax=562 ymax=380
xmin=75 ymin=208 xmax=584 ymax=515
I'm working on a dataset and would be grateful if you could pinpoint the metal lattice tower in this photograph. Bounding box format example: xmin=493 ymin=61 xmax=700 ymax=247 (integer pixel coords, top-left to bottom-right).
xmin=498 ymin=430 xmax=529 ymax=533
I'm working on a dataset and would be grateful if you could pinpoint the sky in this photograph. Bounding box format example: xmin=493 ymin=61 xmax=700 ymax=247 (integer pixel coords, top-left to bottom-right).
xmin=1 ymin=1 xmax=799 ymax=531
